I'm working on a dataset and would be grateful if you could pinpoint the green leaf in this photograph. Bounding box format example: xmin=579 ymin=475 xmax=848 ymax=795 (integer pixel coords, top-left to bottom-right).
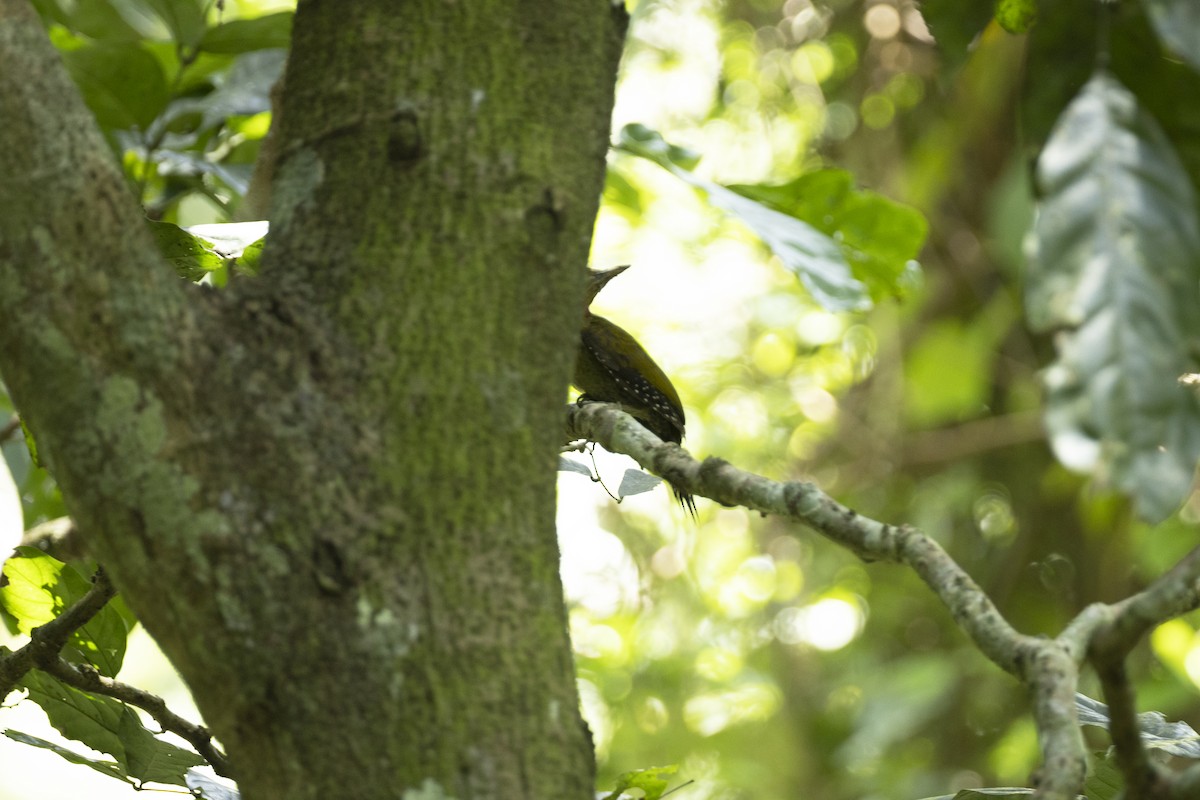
xmin=141 ymin=0 xmax=208 ymax=47
xmin=3 ymin=729 xmax=134 ymax=785
xmin=18 ymin=418 xmax=41 ymax=468
xmin=158 ymin=50 xmax=284 ymax=136
xmin=118 ymin=708 xmax=207 ymax=785
xmin=1084 ymin=751 xmax=1123 ymax=800
xmin=995 ymin=0 xmax=1037 ymax=33
xmin=29 ymin=0 xmax=142 ymax=40
xmin=199 ymin=12 xmax=293 ymax=54
xmin=62 ymin=44 xmax=169 ymax=131
xmin=1026 ymin=70 xmax=1200 ymax=523
xmin=20 ymin=671 xmax=204 ymax=786
xmin=615 ymin=123 xmax=701 ymax=170
xmin=604 ymin=765 xmax=680 ymax=800
xmin=0 ymin=546 xmax=62 ymax=633
xmin=615 ymin=125 xmax=880 ymax=312
xmin=148 ymin=220 xmax=225 ymax=281
xmin=184 ymin=221 xmax=268 ymax=276
xmin=1 ymin=548 xmax=129 ymax=677
xmin=617 ymin=469 xmax=663 ymax=498
xmin=1143 ymin=0 xmax=1200 ymax=74
xmin=729 ymin=170 xmax=927 ymax=302
xmin=917 ymin=0 xmax=995 ymax=63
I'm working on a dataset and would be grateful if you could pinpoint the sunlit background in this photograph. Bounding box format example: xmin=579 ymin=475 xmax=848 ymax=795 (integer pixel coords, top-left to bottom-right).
xmin=5 ymin=0 xmax=1200 ymax=798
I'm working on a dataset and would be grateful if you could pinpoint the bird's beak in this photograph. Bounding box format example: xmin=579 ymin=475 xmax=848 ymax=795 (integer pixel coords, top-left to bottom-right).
xmin=585 ymin=264 xmax=631 ymax=304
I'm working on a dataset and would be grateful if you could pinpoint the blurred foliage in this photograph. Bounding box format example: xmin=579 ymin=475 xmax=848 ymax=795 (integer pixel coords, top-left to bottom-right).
xmin=4 ymin=0 xmax=1200 ymax=799
xmin=581 ymin=1 xmax=1200 ymax=800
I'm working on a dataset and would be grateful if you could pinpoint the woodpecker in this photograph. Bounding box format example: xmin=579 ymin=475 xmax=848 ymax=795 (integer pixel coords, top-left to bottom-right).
xmin=574 ymin=265 xmax=697 ymax=517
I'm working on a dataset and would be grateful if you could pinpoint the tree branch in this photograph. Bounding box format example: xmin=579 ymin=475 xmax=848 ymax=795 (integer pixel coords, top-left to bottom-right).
xmin=566 ymin=402 xmax=1035 ymax=669
xmin=567 ymin=402 xmax=1098 ymax=800
xmin=1093 ymin=659 xmax=1163 ymax=799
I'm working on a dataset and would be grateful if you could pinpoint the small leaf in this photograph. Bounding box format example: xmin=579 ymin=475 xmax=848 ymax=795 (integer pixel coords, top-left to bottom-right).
xmin=187 ymin=769 xmax=242 ymax=800
xmin=1 ymin=547 xmax=128 ymax=677
xmin=994 ymin=0 xmax=1037 ymax=34
xmin=604 ymin=765 xmax=680 ymax=800
xmin=559 ymin=457 xmax=595 ymax=478
xmin=617 ymin=123 xmax=701 ymax=170
xmin=617 ymin=469 xmax=663 ymax=498
xmin=148 ymin=220 xmax=225 ymax=281
xmin=119 ymin=709 xmax=207 ymax=785
xmin=199 ymin=12 xmax=293 ymax=54
xmin=3 ymin=729 xmax=134 ymax=785
xmin=184 ymin=221 xmax=269 ymax=261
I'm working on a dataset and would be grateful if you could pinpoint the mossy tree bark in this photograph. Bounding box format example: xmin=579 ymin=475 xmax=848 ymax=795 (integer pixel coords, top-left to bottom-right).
xmin=0 ymin=0 xmax=625 ymax=797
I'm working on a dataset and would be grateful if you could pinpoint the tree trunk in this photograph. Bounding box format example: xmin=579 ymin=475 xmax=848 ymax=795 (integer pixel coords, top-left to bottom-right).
xmin=0 ymin=0 xmax=625 ymax=797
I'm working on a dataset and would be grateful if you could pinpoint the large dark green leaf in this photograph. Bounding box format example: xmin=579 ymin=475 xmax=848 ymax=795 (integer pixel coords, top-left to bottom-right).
xmin=729 ymin=170 xmax=926 ymax=302
xmin=28 ymin=0 xmax=142 ymax=40
xmin=1142 ymin=0 xmax=1200 ymax=74
xmin=19 ymin=670 xmax=204 ymax=786
xmin=1027 ymin=70 xmax=1200 ymax=522
xmin=61 ymin=44 xmax=169 ymax=131
xmin=615 ymin=125 xmax=928 ymax=312
xmin=157 ymin=49 xmax=284 ymax=136
xmin=917 ymin=0 xmax=994 ymax=65
xmin=199 ymin=12 xmax=293 ymax=54
xmin=141 ymin=0 xmax=208 ymax=47
xmin=0 ymin=547 xmax=129 ymax=677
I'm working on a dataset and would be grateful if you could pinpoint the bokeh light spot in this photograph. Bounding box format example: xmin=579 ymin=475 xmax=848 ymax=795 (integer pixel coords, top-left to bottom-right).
xmin=863 ymin=3 xmax=902 ymax=39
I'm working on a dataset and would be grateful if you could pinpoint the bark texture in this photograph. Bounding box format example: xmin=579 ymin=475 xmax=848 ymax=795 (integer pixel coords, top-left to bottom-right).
xmin=0 ymin=0 xmax=626 ymax=797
